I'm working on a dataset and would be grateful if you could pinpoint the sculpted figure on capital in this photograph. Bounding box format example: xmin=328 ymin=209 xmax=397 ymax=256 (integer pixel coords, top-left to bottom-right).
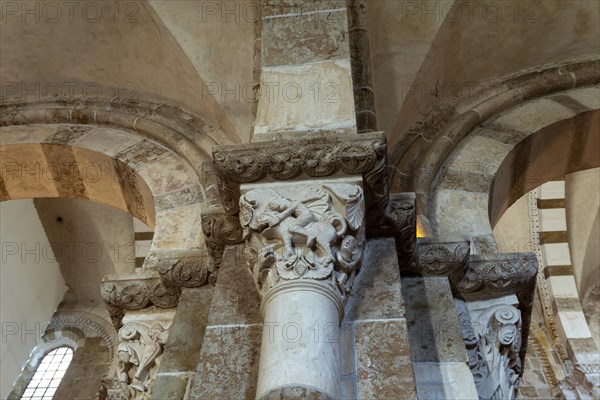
xmin=240 ymin=183 xmax=365 ymax=299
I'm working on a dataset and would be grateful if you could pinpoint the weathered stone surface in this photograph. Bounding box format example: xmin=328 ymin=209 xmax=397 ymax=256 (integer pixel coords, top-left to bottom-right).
xmin=434 ymin=188 xmax=491 ymax=241
xmin=493 ymin=98 xmax=575 ymax=134
xmin=355 ymin=319 xmax=417 ymax=400
xmin=157 ymin=286 xmax=214 ymax=373
xmin=137 ymin=154 xmax=197 ymax=195
xmin=190 ymin=324 xmax=262 ymax=400
xmin=402 ymin=276 xmax=467 ymax=363
xmin=259 ymin=386 xmax=334 ymax=400
xmin=207 ymin=245 xmax=261 ymax=326
xmin=254 ymin=61 xmax=356 ymax=136
xmin=345 ymin=238 xmax=404 ymax=321
xmin=154 ymin=184 xmax=204 ymax=211
xmin=262 ymin=10 xmax=349 ymax=67
xmin=150 ymin=373 xmax=191 ymax=400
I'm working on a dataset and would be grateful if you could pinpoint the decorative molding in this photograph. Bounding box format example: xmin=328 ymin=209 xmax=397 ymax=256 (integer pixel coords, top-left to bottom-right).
xmin=452 ymin=255 xmax=537 ymax=296
xmin=408 ymin=240 xmax=470 ymax=275
xmin=528 ymin=190 xmax=569 ymax=360
xmin=240 ymin=183 xmax=365 ymax=302
xmin=101 ymin=272 xmax=180 ymax=327
xmin=456 ymin=298 xmax=523 ymax=400
xmin=408 ymin=241 xmax=536 ymax=297
xmin=214 ymin=132 xmax=385 ymax=183
xmin=199 ymin=162 xmax=243 ymax=283
xmin=47 ymin=312 xmax=117 ymax=362
xmin=211 ymin=133 xmax=418 ymax=259
xmin=201 ymin=211 xmax=244 ymax=284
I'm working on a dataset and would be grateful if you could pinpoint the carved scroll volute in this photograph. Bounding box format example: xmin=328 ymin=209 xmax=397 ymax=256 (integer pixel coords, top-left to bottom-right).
xmin=239 ymin=183 xmax=366 ymax=302
xmin=456 ymin=299 xmax=523 ymax=400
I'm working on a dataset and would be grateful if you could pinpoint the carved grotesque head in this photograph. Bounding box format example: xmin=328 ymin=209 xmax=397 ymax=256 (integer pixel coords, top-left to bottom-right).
xmin=340 ymin=235 xmax=358 ymax=258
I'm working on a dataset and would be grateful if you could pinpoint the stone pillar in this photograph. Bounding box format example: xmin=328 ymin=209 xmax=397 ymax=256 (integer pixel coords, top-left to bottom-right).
xmin=239 ymin=180 xmax=365 ymax=399
xmin=258 ymin=282 xmax=343 ymax=399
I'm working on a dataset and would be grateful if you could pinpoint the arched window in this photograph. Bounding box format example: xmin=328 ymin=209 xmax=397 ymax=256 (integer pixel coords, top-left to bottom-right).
xmin=20 ymin=347 xmax=73 ymax=400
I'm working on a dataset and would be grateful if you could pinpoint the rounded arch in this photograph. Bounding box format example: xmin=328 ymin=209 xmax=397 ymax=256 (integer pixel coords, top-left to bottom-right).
xmin=7 ymin=327 xmax=83 ymax=399
xmin=429 ymin=87 xmax=599 ymax=243
xmin=387 ymin=60 xmax=599 ymax=242
xmin=0 ymin=96 xmax=230 ymax=261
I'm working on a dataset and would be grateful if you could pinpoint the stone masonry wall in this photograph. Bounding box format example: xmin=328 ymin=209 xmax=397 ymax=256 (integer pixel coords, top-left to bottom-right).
xmin=53 ymin=337 xmax=111 ymax=399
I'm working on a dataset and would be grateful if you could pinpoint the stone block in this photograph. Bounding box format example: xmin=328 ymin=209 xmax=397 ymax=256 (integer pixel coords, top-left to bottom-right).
xmin=345 ymin=238 xmax=404 ymax=321
xmin=158 ymin=286 xmax=214 ymax=373
xmin=150 ymin=372 xmax=191 ymax=400
xmin=254 ymin=61 xmax=356 ymax=136
xmin=494 ymin=98 xmax=574 ymax=134
xmin=190 ymin=324 xmax=262 ymax=400
xmin=402 ymin=276 xmax=467 ymax=363
xmin=434 ymin=189 xmax=491 ymax=241
xmin=262 ymin=9 xmax=349 ymax=67
xmin=207 ymin=245 xmax=262 ymax=326
xmin=354 ymin=319 xmax=416 ymax=400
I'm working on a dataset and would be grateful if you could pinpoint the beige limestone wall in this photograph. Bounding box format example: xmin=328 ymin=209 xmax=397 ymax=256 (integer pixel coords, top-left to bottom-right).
xmin=0 ymin=199 xmax=68 ymax=399
xmin=565 ymin=168 xmax=600 ymax=297
xmin=33 ymin=198 xmax=136 ymax=305
xmin=493 ymin=193 xmax=532 ymax=254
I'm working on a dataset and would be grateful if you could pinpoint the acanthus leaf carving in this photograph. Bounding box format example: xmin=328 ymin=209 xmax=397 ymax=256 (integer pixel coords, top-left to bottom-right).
xmin=456 ymin=298 xmax=523 ymax=400
xmin=240 ymin=183 xmax=365 ymax=301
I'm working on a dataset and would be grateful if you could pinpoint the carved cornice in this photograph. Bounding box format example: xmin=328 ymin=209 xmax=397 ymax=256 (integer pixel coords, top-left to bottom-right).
xmin=454 ymin=255 xmax=538 ymax=297
xmin=409 ymin=240 xmax=537 ymax=297
xmin=101 ymin=271 xmax=180 ymax=327
xmin=408 ymin=240 xmax=469 ymax=276
xmin=213 ymin=132 xmax=385 ymax=183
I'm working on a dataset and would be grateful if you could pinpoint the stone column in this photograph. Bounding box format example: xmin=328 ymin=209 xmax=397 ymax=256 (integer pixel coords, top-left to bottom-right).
xmin=239 ymin=180 xmax=365 ymax=399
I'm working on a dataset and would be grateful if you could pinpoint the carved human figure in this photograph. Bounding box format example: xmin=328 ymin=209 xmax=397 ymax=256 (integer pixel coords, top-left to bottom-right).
xmin=240 ymin=184 xmax=365 ymax=299
xmin=335 ymin=235 xmax=361 ymax=294
xmin=116 ymin=323 xmax=167 ymax=399
xmin=258 ymin=196 xmax=316 ymax=258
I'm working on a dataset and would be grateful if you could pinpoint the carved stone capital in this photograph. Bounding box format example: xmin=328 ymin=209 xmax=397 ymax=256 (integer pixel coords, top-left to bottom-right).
xmin=456 ymin=298 xmax=524 ymax=400
xmin=370 ymin=192 xmax=416 ymax=259
xmin=101 ymin=271 xmax=180 ymax=327
xmin=201 ymin=210 xmax=243 ymax=284
xmin=240 ymin=181 xmax=366 ymax=303
xmin=101 ymin=317 xmax=171 ymax=400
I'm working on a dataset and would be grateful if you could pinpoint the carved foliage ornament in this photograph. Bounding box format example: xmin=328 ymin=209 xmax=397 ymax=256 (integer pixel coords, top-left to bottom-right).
xmin=214 ymin=137 xmax=383 ymax=183
xmin=456 ymin=299 xmax=523 ymax=400
xmin=101 ymin=279 xmax=180 ymax=311
xmin=411 ymin=241 xmax=470 ymax=275
xmin=453 ymin=256 xmax=537 ymax=295
xmin=240 ymin=184 xmax=365 ymax=300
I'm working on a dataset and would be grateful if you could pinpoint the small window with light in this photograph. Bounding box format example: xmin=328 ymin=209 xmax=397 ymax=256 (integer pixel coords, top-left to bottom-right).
xmin=20 ymin=347 xmax=73 ymax=400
